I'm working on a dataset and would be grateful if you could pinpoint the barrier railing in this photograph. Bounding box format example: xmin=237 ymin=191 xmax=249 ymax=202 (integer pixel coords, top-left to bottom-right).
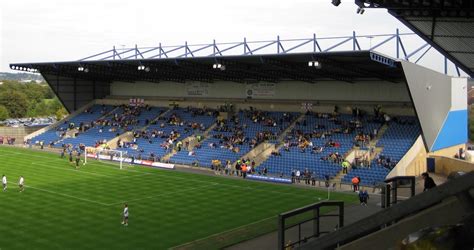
xmin=381 ymin=175 xmax=416 ymax=208
xmin=299 ymin=171 xmax=474 ymax=249
xmin=278 ymin=201 xmax=344 ymax=250
xmin=77 ymin=29 xmax=464 ymax=77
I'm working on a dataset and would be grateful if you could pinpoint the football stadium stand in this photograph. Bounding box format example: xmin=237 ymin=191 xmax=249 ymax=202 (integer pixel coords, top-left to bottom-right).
xmin=7 ymin=3 xmax=472 ymax=249
xmin=30 ymin=105 xmax=115 ymax=146
xmin=260 ymin=113 xmax=383 ymax=180
xmin=342 ymin=117 xmax=421 ymax=186
xmin=170 ymin=110 xmax=298 ymax=167
xmin=127 ymin=107 xmax=216 ymax=160
xmin=13 ymin=43 xmax=467 ymax=189
xmin=26 ymin=100 xmax=425 ymax=186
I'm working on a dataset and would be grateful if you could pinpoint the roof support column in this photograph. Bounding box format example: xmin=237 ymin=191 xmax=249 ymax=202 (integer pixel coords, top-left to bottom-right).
xmin=396 ymin=28 xmax=400 ymax=59
xmin=444 ymin=57 xmax=448 ymax=75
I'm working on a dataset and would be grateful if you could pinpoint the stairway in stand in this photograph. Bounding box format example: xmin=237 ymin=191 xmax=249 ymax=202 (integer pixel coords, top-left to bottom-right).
xmin=161 ymin=121 xmax=217 ymax=162
xmin=369 ymin=123 xmax=389 ymax=148
xmin=250 ymin=113 xmax=306 ymax=171
xmin=139 ymin=109 xmax=172 ymax=132
xmin=277 ymin=113 xmax=306 ymax=142
xmin=105 ymin=108 xmax=172 ymax=150
xmin=330 ymin=123 xmax=390 ymax=187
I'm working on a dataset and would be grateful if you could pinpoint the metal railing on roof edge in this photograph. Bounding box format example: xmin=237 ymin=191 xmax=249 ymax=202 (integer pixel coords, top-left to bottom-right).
xmin=77 ymin=29 xmax=464 ymax=77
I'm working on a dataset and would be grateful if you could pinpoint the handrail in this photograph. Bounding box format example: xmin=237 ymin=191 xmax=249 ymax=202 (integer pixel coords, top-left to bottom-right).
xmin=384 ymin=175 xmax=415 ymax=183
xmin=67 ymin=29 xmax=467 ymax=77
xmin=383 ymin=175 xmax=416 ymax=207
xmin=299 ymin=171 xmax=474 ymax=250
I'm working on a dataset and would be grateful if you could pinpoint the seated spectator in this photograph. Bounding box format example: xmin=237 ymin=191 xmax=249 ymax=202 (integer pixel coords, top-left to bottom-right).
xmin=271 ymin=151 xmax=281 ymax=156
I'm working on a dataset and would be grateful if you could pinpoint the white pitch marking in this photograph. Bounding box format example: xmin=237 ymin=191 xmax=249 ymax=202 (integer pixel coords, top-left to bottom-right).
xmin=25 ymin=185 xmax=109 ymax=206
xmin=5 ymin=150 xmax=325 ymax=199
xmin=106 ymin=183 xmax=220 ymax=206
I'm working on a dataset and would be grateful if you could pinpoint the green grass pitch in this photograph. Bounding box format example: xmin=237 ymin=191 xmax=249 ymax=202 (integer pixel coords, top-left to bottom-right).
xmin=0 ymin=146 xmax=356 ymax=249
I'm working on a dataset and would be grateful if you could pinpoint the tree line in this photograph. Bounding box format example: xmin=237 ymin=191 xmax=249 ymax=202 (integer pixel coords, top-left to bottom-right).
xmin=0 ymin=81 xmax=68 ymax=121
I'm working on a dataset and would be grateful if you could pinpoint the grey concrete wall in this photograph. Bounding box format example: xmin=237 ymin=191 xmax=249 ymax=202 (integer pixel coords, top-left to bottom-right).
xmin=433 ymin=155 xmax=474 ymax=176
xmin=98 ymin=97 xmax=415 ymax=116
xmin=0 ymin=127 xmax=44 ymax=144
xmin=110 ymin=80 xmax=411 ymax=103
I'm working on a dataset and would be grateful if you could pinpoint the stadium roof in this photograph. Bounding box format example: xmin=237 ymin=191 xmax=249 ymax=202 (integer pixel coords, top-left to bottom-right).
xmin=360 ymin=0 xmax=474 ymax=77
xmin=10 ymin=51 xmax=404 ymax=84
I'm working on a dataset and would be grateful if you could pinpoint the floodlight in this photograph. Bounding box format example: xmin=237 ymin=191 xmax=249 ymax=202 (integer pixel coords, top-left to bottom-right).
xmin=308 ymin=61 xmax=321 ymax=68
xmin=355 ymin=0 xmax=366 ymax=14
xmin=355 ymin=0 xmax=364 ymax=7
xmin=213 ymin=63 xmax=224 ymax=70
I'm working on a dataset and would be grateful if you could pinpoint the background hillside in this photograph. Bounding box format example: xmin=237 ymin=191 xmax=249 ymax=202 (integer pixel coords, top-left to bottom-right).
xmin=0 ymin=72 xmax=67 ymax=121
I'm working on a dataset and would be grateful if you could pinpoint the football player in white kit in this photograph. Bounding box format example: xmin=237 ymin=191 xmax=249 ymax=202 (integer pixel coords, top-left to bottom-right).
xmin=2 ymin=175 xmax=7 ymax=191
xmin=18 ymin=176 xmax=24 ymax=192
xmin=122 ymin=203 xmax=129 ymax=226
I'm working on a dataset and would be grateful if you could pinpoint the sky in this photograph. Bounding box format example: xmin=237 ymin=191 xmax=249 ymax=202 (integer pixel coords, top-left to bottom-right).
xmin=0 ymin=0 xmax=462 ymax=75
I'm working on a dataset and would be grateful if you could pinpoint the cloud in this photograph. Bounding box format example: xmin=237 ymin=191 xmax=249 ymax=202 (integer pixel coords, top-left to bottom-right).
xmin=0 ymin=0 xmax=460 ymax=75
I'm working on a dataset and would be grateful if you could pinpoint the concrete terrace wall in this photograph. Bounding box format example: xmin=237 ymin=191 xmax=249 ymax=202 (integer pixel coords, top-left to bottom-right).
xmin=0 ymin=127 xmax=45 ymax=144
xmin=433 ymin=156 xmax=474 ymax=176
xmin=108 ymin=80 xmax=415 ymax=115
xmin=110 ymin=80 xmax=412 ymax=103
xmin=100 ymin=96 xmax=415 ymax=116
xmin=387 ymin=136 xmax=428 ymax=178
